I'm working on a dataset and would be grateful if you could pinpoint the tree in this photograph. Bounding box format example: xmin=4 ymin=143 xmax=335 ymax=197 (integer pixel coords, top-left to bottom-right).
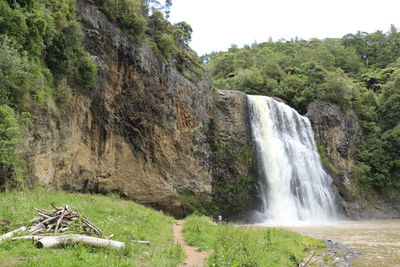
xmin=0 ymin=105 xmax=21 ymax=168
xmin=174 ymin=21 xmax=192 ymax=44
xmin=165 ymin=0 xmax=172 ymax=19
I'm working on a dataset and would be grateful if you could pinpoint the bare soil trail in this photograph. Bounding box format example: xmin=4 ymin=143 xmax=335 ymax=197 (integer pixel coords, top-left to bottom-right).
xmin=173 ymin=220 xmax=210 ymax=267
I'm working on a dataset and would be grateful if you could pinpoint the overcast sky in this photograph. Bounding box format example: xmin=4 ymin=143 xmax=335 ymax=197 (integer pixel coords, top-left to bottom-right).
xmin=168 ymin=0 xmax=400 ymax=55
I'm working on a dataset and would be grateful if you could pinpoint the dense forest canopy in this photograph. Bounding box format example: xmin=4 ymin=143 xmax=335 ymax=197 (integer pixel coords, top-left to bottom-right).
xmin=204 ymin=26 xmax=400 ymax=191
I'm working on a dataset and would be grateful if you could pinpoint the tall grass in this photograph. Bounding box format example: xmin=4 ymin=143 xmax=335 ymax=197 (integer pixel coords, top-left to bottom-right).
xmin=0 ymin=189 xmax=184 ymax=266
xmin=183 ymin=215 xmax=325 ymax=267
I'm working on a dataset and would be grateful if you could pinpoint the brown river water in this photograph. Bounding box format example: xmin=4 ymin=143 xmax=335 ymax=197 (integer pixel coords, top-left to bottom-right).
xmin=285 ymin=220 xmax=400 ymax=267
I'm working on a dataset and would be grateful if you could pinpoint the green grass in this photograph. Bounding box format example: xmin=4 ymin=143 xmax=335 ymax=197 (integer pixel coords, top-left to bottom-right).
xmin=182 ymin=215 xmax=325 ymax=267
xmin=0 ymin=189 xmax=184 ymax=266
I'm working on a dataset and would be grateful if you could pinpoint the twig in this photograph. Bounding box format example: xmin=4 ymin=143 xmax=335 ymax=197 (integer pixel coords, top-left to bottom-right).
xmin=303 ymin=251 xmax=316 ymax=267
xmin=309 ymin=254 xmax=327 ymax=266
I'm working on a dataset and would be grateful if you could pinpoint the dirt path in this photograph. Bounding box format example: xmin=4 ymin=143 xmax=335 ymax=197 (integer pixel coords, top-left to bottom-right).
xmin=173 ymin=220 xmax=210 ymax=267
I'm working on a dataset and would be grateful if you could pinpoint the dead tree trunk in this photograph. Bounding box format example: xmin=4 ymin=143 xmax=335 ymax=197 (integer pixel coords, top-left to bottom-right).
xmin=0 ymin=226 xmax=27 ymax=244
xmin=35 ymin=234 xmax=125 ymax=250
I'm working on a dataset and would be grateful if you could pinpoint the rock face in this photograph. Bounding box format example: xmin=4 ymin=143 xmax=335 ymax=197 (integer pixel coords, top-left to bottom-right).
xmin=306 ymin=103 xmax=400 ymax=219
xmin=306 ymin=103 xmax=363 ymax=216
xmin=306 ymin=103 xmax=363 ymax=182
xmin=19 ymin=0 xmax=216 ymax=217
xmin=211 ymin=91 xmax=257 ymax=219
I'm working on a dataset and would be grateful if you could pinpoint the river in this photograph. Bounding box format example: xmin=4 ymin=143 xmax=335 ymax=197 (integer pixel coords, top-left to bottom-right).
xmin=287 ymin=220 xmax=400 ymax=267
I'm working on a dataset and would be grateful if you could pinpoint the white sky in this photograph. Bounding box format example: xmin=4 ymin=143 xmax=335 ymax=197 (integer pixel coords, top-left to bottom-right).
xmin=168 ymin=0 xmax=400 ymax=55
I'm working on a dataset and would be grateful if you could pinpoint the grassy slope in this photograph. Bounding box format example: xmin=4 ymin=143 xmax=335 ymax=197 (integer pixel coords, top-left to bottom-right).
xmin=0 ymin=190 xmax=184 ymax=267
xmin=182 ymin=215 xmax=325 ymax=267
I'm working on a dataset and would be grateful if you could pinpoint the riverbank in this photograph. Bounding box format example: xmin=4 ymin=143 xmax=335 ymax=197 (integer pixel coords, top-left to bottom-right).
xmin=289 ymin=220 xmax=400 ymax=267
xmin=182 ymin=215 xmax=325 ymax=266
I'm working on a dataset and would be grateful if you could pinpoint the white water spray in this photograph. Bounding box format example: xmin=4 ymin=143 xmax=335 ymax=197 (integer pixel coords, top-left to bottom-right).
xmin=248 ymin=95 xmax=337 ymax=225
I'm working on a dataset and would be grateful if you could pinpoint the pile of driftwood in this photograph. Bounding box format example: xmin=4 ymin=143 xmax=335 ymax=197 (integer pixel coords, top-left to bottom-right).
xmin=29 ymin=205 xmax=102 ymax=236
xmin=0 ymin=205 xmax=151 ymax=250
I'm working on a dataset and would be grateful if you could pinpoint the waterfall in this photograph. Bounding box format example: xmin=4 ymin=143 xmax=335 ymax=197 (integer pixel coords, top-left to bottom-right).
xmin=248 ymin=95 xmax=337 ymax=225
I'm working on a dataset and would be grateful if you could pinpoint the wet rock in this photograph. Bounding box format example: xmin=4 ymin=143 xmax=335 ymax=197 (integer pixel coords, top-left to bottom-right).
xmin=306 ymin=103 xmax=365 ymax=217
xmin=306 ymin=103 xmax=400 ymax=219
xmin=325 ymin=239 xmax=358 ymax=267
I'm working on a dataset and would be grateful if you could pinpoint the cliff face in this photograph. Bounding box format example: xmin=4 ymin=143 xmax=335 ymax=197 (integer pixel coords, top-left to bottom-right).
xmin=19 ymin=0 xmax=216 ymax=216
xmin=211 ymin=91 xmax=257 ymax=219
xmin=17 ymin=0 xmax=258 ymax=218
xmin=307 ymin=103 xmax=400 ymax=219
xmin=306 ymin=103 xmax=363 ymax=216
xmin=307 ymin=103 xmax=362 ymax=181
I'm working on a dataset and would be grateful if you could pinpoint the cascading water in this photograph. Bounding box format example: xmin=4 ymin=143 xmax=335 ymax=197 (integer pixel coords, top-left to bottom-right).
xmin=248 ymin=95 xmax=337 ymax=225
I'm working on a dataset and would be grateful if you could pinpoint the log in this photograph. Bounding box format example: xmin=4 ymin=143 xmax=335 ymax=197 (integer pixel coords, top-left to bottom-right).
xmin=0 ymin=226 xmax=27 ymax=244
xmin=12 ymin=235 xmax=43 ymax=241
xmin=35 ymin=234 xmax=125 ymax=250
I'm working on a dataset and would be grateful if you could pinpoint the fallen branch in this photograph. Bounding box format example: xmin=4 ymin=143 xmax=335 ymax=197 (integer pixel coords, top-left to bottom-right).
xmin=54 ymin=207 xmax=66 ymax=233
xmin=302 ymin=251 xmax=315 ymax=267
xmin=35 ymin=234 xmax=125 ymax=250
xmin=0 ymin=226 xmax=27 ymax=244
xmin=309 ymin=254 xmax=327 ymax=266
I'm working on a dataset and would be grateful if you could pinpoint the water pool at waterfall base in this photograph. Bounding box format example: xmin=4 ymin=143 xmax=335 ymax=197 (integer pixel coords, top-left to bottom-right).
xmin=249 ymin=220 xmax=400 ymax=266
xmin=267 ymin=219 xmax=400 ymax=267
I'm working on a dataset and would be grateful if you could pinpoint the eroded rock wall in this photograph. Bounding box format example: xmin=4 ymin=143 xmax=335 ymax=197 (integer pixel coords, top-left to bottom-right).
xmin=307 ymin=103 xmax=400 ymax=219
xmin=306 ymin=103 xmax=363 ymax=216
xmin=211 ymin=90 xmax=257 ymax=219
xmin=19 ymin=0 xmax=216 ymax=217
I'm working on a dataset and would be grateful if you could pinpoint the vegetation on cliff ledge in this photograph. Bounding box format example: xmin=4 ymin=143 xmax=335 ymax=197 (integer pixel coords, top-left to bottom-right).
xmin=91 ymin=0 xmax=202 ymax=79
xmin=205 ymin=26 xmax=400 ymax=191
